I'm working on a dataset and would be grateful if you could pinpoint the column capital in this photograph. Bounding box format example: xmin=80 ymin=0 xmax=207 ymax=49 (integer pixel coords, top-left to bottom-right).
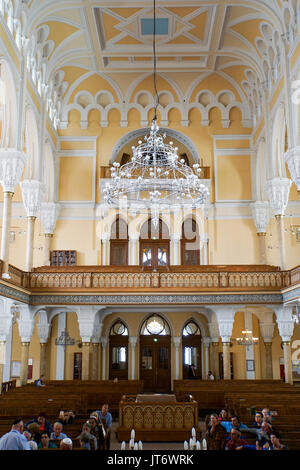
xmin=259 ymin=322 xmax=274 ymax=343
xmin=0 ymin=148 xmax=27 ymax=193
xmin=251 ymin=201 xmax=270 ymax=233
xmin=285 ymin=146 xmax=300 ymax=193
xmin=173 ymin=336 xmax=181 ymax=347
xmin=265 ymin=177 xmax=292 ymax=216
xmin=20 ymin=179 xmax=46 ymax=217
xmin=40 ymin=202 xmax=61 ymax=235
xmin=100 ymin=336 xmax=108 ymax=347
xmin=129 ymin=336 xmax=137 ymax=346
xmin=274 ymin=306 xmax=295 ymax=342
xmin=18 ymin=318 xmax=35 ymax=343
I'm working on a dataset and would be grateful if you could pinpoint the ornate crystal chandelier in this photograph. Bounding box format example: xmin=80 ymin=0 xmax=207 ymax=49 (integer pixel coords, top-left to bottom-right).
xmin=103 ymin=0 xmax=210 ymax=228
xmin=236 ymin=330 xmax=259 ymax=346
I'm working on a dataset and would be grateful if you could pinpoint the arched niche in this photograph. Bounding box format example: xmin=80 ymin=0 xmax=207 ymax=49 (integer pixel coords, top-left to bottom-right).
xmin=110 ymin=127 xmax=199 ymax=167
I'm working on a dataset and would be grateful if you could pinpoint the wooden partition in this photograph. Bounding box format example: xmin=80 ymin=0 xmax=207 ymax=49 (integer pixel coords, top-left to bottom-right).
xmin=117 ymin=395 xmax=199 ymax=442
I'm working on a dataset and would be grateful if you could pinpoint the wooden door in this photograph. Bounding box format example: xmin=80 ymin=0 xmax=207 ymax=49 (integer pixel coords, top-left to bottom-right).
xmin=140 ymin=241 xmax=169 ymax=269
xmin=140 ymin=335 xmax=171 ymax=393
xmin=182 ymin=338 xmax=202 ymax=380
xmin=109 ymin=336 xmax=128 ymax=380
xmin=73 ymin=352 xmax=82 ymax=380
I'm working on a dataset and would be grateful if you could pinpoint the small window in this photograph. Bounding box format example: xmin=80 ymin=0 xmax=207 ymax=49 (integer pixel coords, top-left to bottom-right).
xmin=141 ymin=315 xmax=170 ymax=336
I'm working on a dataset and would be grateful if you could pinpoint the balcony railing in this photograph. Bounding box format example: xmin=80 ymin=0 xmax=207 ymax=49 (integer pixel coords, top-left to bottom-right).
xmin=1 ymin=263 xmax=299 ymax=294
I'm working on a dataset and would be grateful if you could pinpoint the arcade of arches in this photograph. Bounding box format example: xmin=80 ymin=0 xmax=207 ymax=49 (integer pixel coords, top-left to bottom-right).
xmin=0 ymin=1 xmax=300 ymax=395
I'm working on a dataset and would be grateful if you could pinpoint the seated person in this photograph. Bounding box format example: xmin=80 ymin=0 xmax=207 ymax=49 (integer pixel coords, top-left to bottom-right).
xmin=262 ymin=407 xmax=277 ymax=424
xmin=78 ymin=431 xmax=93 ymax=450
xmin=38 ymin=432 xmax=58 ymax=449
xmin=220 ymin=415 xmax=248 ymax=434
xmin=26 ymin=412 xmax=53 ymax=436
xmin=50 ymin=422 xmax=68 ymax=440
xmin=252 ymin=412 xmax=263 ymax=428
xmin=59 ymin=437 xmax=73 ymax=450
xmin=88 ymin=415 xmax=105 ymax=450
xmin=26 ymin=422 xmax=42 ymax=445
xmin=218 ymin=409 xmax=229 ymax=422
xmin=76 ymin=422 xmax=98 ymax=450
xmin=225 ymin=429 xmax=248 ymax=450
xmin=96 ymin=404 xmax=112 ymax=450
xmin=34 ymin=375 xmax=46 ymax=387
xmin=246 ymin=420 xmax=273 ymax=446
xmin=269 ymin=431 xmax=288 ymax=451
xmin=205 ymin=413 xmax=227 ymax=450
xmin=57 ymin=410 xmax=75 ymax=426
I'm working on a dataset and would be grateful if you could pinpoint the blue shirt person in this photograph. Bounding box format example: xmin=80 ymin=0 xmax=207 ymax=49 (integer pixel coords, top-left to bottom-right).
xmin=96 ymin=404 xmax=112 ymax=428
xmin=0 ymin=418 xmax=31 ymax=450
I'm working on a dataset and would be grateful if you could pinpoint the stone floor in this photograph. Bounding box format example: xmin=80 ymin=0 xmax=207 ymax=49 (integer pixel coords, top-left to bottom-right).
xmin=109 ymin=419 xmax=206 ymax=451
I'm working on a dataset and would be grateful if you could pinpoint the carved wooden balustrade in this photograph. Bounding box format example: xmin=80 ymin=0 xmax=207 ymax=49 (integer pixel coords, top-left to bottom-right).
xmin=2 ymin=263 xmax=299 ymax=295
xmin=24 ymin=264 xmax=295 ymax=293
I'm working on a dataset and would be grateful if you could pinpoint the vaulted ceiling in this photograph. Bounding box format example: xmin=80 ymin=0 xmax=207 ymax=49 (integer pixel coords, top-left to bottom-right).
xmin=19 ymin=0 xmax=297 ymax=125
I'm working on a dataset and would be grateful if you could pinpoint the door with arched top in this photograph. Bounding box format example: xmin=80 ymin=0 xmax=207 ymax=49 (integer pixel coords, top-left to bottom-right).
xmin=182 ymin=320 xmax=202 ymax=379
xmin=139 ymin=315 xmax=171 ymax=393
xmin=109 ymin=321 xmax=129 ymax=380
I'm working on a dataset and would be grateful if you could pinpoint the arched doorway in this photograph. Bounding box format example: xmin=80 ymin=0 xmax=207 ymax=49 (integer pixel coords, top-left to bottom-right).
xmin=139 ymin=314 xmax=171 ymax=393
xmin=140 ymin=219 xmax=170 ymax=270
xmin=110 ymin=217 xmax=128 ymax=265
xmin=109 ymin=320 xmax=129 ymax=380
xmin=182 ymin=320 xmax=202 ymax=379
xmin=181 ymin=218 xmax=200 ymax=265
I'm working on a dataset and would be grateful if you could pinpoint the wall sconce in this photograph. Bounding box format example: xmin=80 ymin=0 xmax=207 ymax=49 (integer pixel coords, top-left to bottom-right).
xmin=290 ymin=225 xmax=300 ymax=243
xmin=9 ymin=231 xmax=15 ymax=243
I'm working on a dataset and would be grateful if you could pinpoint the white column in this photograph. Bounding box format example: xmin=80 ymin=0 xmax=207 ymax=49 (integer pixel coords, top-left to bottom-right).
xmin=56 ymin=313 xmax=66 ymax=380
xmin=266 ymin=178 xmax=292 ymax=270
xmin=40 ymin=202 xmax=61 ymax=265
xmin=214 ymin=306 xmax=236 ymax=380
xmin=37 ymin=310 xmax=51 ymax=378
xmin=20 ymin=179 xmax=46 ymax=271
xmin=173 ymin=336 xmax=181 ymax=380
xmin=129 ymin=237 xmax=139 ymax=266
xmin=129 ymin=336 xmax=137 ymax=379
xmin=244 ymin=311 xmax=255 ymax=380
xmin=203 ymin=337 xmax=210 ymax=379
xmin=0 ymin=300 xmax=14 ymax=392
xmin=102 ymin=236 xmax=109 ymax=265
xmin=101 ymin=337 xmax=108 ymax=380
xmin=0 ymin=149 xmax=26 ymax=276
xmin=260 ymin=321 xmax=275 ymax=379
xmin=17 ymin=306 xmax=35 ymax=386
xmin=200 ymin=234 xmax=209 ymax=266
xmin=275 ymin=306 xmax=295 ymax=384
xmin=170 ymin=235 xmax=180 ymax=265
xmin=251 ymin=201 xmax=270 ymax=265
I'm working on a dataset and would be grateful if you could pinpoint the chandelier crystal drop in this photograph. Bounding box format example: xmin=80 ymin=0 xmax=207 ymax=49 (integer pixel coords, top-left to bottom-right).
xmin=103 ymin=120 xmax=210 ymax=228
xmin=236 ymin=329 xmax=259 ymax=346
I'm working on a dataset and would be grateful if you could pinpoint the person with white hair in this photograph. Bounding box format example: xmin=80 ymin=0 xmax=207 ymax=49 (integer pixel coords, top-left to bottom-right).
xmin=60 ymin=437 xmax=73 ymax=450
